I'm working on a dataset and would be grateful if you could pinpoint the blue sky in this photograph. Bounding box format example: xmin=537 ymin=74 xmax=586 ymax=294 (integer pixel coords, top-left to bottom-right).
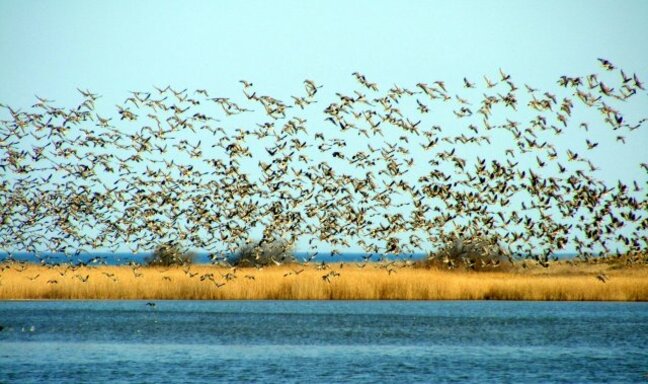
xmin=2 ymin=0 xmax=647 ymax=102
xmin=1 ymin=0 xmax=647 ymax=254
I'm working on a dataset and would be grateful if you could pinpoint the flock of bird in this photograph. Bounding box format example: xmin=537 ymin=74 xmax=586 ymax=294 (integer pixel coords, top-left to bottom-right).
xmin=1 ymin=58 xmax=647 ymax=271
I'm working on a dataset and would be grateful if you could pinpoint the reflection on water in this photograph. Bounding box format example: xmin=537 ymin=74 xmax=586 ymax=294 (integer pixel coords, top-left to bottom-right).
xmin=1 ymin=301 xmax=647 ymax=383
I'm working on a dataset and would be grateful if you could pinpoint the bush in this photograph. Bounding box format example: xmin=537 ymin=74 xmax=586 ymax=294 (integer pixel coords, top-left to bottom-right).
xmin=146 ymin=243 xmax=195 ymax=266
xmin=418 ymin=233 xmax=511 ymax=271
xmin=230 ymin=239 xmax=295 ymax=267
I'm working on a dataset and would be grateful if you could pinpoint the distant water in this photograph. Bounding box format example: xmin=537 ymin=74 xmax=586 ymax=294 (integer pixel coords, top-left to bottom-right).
xmin=1 ymin=301 xmax=646 ymax=383
xmin=0 ymin=251 xmax=580 ymax=265
xmin=0 ymin=251 xmax=426 ymax=265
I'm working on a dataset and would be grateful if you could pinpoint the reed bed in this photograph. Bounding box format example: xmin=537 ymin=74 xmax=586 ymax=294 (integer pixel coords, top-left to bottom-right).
xmin=1 ymin=262 xmax=647 ymax=301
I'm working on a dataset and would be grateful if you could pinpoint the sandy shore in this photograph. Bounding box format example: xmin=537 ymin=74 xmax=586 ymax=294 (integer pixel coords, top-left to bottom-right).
xmin=1 ymin=261 xmax=647 ymax=301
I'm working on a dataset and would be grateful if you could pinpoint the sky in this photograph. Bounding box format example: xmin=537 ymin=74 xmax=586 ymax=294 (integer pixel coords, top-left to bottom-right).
xmin=2 ymin=0 xmax=647 ymax=103
xmin=1 ymin=0 xmax=647 ymax=254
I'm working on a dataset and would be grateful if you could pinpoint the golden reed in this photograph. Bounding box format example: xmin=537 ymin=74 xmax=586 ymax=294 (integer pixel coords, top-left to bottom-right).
xmin=1 ymin=262 xmax=647 ymax=301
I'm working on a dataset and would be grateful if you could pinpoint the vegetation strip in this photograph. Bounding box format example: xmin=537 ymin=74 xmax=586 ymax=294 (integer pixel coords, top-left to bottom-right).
xmin=2 ymin=262 xmax=646 ymax=301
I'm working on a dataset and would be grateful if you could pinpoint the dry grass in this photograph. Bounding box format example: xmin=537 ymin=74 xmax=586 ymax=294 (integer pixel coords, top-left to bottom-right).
xmin=1 ymin=261 xmax=647 ymax=301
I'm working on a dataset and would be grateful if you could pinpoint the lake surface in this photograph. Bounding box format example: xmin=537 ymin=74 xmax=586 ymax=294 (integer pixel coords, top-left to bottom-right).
xmin=2 ymin=251 xmax=580 ymax=265
xmin=1 ymin=301 xmax=646 ymax=383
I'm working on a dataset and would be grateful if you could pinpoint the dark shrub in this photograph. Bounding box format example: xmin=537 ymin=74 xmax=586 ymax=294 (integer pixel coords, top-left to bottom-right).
xmin=231 ymin=239 xmax=295 ymax=267
xmin=146 ymin=243 xmax=195 ymax=266
xmin=418 ymin=233 xmax=511 ymax=271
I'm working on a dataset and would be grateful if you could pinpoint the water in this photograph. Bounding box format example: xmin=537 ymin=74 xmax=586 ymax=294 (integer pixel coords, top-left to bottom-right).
xmin=0 ymin=251 xmax=426 ymax=265
xmin=1 ymin=301 xmax=646 ymax=383
xmin=1 ymin=251 xmax=582 ymax=266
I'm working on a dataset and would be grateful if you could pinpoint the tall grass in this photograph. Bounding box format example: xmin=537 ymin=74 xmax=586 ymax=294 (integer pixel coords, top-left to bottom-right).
xmin=1 ymin=262 xmax=647 ymax=301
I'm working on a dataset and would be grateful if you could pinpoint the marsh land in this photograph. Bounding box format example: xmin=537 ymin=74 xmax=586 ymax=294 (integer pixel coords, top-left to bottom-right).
xmin=2 ymin=260 xmax=646 ymax=301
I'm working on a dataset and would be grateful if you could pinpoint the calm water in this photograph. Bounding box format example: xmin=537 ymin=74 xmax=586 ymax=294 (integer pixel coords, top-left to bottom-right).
xmin=2 ymin=251 xmax=403 ymax=265
xmin=0 ymin=301 xmax=646 ymax=383
xmin=2 ymin=251 xmax=581 ymax=265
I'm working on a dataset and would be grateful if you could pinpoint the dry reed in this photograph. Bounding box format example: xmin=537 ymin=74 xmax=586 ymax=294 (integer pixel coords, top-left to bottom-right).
xmin=1 ymin=262 xmax=647 ymax=301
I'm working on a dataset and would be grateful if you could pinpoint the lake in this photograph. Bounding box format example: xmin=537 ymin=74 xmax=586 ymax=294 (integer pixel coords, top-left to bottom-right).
xmin=1 ymin=301 xmax=646 ymax=383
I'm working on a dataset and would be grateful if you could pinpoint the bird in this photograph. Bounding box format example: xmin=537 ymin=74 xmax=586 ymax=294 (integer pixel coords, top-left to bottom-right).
xmin=76 ymin=275 xmax=89 ymax=283
xmin=0 ymin=59 xmax=646 ymax=280
xmin=463 ymin=77 xmax=475 ymax=88
xmin=597 ymin=58 xmax=615 ymax=71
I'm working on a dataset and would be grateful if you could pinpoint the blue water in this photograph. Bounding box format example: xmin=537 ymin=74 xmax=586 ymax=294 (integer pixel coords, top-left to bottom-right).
xmin=1 ymin=251 xmax=580 ymax=266
xmin=1 ymin=301 xmax=646 ymax=383
xmin=0 ymin=251 xmax=426 ymax=265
